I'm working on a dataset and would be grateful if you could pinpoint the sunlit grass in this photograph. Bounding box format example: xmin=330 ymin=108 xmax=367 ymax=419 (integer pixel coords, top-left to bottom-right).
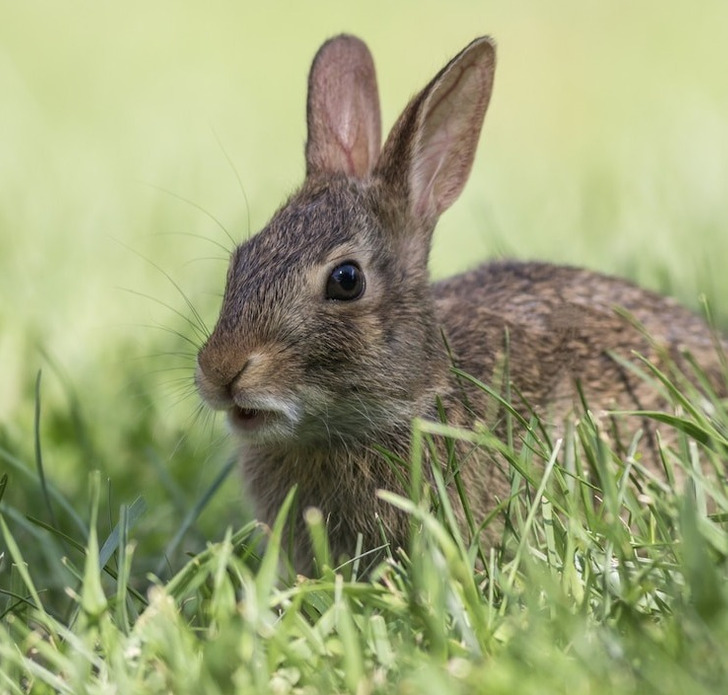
xmin=2 ymin=373 xmax=728 ymax=693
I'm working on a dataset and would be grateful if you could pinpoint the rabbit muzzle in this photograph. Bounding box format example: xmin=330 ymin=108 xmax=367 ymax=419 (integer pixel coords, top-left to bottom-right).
xmin=195 ymin=348 xmax=303 ymax=443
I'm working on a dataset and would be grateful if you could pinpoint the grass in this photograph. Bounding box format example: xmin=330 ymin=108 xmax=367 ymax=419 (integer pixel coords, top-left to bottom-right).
xmin=2 ymin=2 xmax=728 ymax=693
xmin=2 ymin=371 xmax=728 ymax=694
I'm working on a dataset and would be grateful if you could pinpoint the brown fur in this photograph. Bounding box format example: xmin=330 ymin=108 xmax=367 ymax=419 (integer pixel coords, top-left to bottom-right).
xmin=196 ymin=35 xmax=726 ymax=574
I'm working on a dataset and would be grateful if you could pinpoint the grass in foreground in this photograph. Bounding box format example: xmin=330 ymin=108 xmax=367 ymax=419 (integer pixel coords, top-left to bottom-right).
xmin=1 ymin=364 xmax=728 ymax=695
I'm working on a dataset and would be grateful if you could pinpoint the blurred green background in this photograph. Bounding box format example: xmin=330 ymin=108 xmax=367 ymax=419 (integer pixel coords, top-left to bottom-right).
xmin=1 ymin=1 xmax=728 ymax=576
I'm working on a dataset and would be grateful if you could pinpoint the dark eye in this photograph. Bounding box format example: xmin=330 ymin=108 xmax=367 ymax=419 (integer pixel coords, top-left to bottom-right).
xmin=326 ymin=262 xmax=365 ymax=301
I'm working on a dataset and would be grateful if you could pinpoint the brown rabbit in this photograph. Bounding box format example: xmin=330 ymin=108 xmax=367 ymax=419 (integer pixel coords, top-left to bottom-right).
xmin=196 ymin=35 xmax=726 ymax=573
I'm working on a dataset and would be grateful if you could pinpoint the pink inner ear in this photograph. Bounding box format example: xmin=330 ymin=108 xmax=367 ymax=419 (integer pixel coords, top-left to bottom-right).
xmin=306 ymin=35 xmax=382 ymax=179
xmin=412 ymin=128 xmax=455 ymax=219
xmin=409 ymin=40 xmax=495 ymax=220
xmin=321 ymin=68 xmax=379 ymax=178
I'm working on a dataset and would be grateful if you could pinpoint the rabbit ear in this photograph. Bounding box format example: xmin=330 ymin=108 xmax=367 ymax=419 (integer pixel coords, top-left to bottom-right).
xmin=305 ymin=35 xmax=382 ymax=179
xmin=375 ymin=37 xmax=496 ymax=224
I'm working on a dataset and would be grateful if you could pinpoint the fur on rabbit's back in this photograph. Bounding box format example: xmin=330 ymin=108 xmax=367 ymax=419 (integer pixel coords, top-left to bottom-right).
xmin=434 ymin=259 xmax=725 ymax=435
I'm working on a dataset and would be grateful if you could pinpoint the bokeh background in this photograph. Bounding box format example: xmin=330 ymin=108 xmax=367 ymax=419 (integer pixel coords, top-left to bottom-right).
xmin=2 ymin=0 xmax=728 ymax=577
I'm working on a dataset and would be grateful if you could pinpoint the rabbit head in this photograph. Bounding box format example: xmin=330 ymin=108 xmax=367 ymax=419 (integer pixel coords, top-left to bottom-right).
xmin=196 ymin=35 xmax=496 ymax=448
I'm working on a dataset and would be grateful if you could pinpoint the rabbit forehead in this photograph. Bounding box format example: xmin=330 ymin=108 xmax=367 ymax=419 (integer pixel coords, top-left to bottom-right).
xmin=228 ymin=178 xmax=381 ymax=285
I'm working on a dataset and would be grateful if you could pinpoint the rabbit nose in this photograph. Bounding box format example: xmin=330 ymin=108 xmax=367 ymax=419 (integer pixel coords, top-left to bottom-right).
xmin=227 ymin=358 xmax=253 ymax=396
xmin=196 ymin=339 xmax=248 ymax=389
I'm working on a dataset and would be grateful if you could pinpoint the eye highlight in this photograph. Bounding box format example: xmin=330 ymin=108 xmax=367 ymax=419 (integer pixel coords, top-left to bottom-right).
xmin=326 ymin=262 xmax=365 ymax=301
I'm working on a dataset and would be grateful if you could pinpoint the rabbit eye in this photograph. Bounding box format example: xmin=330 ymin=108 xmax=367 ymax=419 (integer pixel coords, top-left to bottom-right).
xmin=326 ymin=262 xmax=365 ymax=301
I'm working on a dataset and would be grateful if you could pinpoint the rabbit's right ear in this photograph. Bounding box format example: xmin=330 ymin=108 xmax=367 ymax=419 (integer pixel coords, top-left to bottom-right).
xmin=375 ymin=37 xmax=496 ymax=229
xmin=305 ymin=35 xmax=382 ymax=180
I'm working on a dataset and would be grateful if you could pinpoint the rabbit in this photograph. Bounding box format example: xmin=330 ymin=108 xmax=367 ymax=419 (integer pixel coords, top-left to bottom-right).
xmin=195 ymin=34 xmax=726 ymax=574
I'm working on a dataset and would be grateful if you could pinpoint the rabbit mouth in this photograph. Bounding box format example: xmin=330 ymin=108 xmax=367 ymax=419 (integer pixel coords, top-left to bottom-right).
xmin=230 ymin=406 xmax=273 ymax=432
xmin=227 ymin=398 xmax=300 ymax=441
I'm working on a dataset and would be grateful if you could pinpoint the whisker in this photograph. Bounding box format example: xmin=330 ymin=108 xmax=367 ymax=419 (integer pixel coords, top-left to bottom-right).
xmin=145 ymin=230 xmax=233 ymax=257
xmin=113 ymin=238 xmax=211 ymax=342
xmin=132 ymin=350 xmax=199 ymax=362
xmin=210 ymin=126 xmax=252 ymax=243
xmin=140 ymin=181 xmax=237 ymax=252
xmin=181 ymin=255 xmax=230 ymax=269
xmin=124 ymin=321 xmax=204 ymax=352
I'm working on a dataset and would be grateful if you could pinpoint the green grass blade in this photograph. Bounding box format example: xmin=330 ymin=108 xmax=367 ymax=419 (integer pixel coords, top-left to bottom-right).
xmin=156 ymin=454 xmax=237 ymax=576
xmin=99 ymin=495 xmax=147 ymax=569
xmin=0 ymin=515 xmax=55 ymax=636
xmin=33 ymin=371 xmax=58 ymax=529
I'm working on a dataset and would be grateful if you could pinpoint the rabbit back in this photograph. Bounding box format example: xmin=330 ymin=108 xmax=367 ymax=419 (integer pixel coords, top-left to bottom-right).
xmin=435 ymin=259 xmax=725 ymax=451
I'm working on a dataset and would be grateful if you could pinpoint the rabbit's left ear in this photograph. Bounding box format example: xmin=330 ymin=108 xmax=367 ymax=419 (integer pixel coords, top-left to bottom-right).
xmin=375 ymin=37 xmax=496 ymax=224
xmin=305 ymin=34 xmax=382 ymax=179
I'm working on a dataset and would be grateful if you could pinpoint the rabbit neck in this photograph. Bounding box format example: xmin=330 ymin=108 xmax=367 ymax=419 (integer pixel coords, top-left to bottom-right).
xmin=240 ymin=427 xmax=414 ymax=571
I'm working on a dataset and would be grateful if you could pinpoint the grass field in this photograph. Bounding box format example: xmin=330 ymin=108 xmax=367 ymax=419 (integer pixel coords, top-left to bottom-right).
xmin=2 ymin=2 xmax=728 ymax=693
